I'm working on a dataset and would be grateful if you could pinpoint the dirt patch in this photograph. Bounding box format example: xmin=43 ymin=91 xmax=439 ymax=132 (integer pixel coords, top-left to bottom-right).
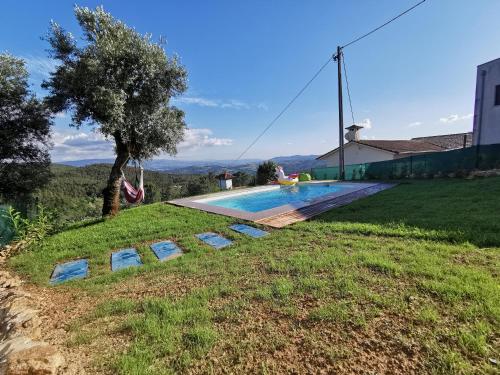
xmin=192 ymin=299 xmax=426 ymax=374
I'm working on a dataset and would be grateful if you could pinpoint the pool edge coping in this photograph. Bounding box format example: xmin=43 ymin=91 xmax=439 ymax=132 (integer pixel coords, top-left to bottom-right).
xmin=168 ymin=181 xmax=383 ymax=222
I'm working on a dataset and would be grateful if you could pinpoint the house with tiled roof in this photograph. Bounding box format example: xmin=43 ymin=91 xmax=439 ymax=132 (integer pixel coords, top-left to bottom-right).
xmin=317 ymin=125 xmax=472 ymax=167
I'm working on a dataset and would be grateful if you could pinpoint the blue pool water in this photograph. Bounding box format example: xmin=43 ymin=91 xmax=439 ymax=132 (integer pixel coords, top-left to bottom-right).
xmin=206 ymin=184 xmax=344 ymax=212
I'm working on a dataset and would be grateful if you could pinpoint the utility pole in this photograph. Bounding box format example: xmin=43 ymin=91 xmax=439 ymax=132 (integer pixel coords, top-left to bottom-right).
xmin=335 ymin=46 xmax=345 ymax=180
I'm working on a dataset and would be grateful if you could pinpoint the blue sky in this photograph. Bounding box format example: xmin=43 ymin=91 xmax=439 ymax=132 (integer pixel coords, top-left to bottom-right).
xmin=2 ymin=0 xmax=499 ymax=161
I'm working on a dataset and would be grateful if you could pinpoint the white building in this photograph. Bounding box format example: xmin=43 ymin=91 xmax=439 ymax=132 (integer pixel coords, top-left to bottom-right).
xmin=317 ymin=125 xmax=471 ymax=167
xmin=472 ymin=57 xmax=500 ymax=145
xmin=318 ymin=57 xmax=500 ymax=168
xmin=216 ymin=172 xmax=233 ymax=190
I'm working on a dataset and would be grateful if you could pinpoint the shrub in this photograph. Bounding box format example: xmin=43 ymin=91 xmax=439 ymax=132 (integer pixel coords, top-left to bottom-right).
xmin=256 ymin=161 xmax=277 ymax=185
xmin=2 ymin=205 xmax=55 ymax=252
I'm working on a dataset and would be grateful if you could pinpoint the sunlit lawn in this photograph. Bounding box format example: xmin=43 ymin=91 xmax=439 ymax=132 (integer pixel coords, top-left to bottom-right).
xmin=10 ymin=177 xmax=500 ymax=374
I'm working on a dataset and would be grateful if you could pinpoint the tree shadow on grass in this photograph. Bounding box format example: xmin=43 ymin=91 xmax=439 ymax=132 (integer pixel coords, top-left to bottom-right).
xmin=310 ymin=178 xmax=500 ymax=248
xmin=64 ymin=217 xmax=106 ymax=232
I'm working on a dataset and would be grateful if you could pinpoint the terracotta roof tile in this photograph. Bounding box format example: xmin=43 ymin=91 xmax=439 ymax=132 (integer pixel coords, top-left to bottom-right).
xmin=356 ymin=140 xmax=445 ymax=153
xmin=411 ymin=132 xmax=472 ymax=149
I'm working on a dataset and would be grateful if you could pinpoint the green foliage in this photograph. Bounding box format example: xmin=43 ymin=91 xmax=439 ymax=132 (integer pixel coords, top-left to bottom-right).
xmin=186 ymin=174 xmax=218 ymax=196
xmin=0 ymin=205 xmax=14 ymax=246
xmin=298 ymin=172 xmax=311 ymax=181
xmin=43 ymin=5 xmax=187 ymax=161
xmin=35 ymin=164 xmax=218 ymax=226
xmin=43 ymin=5 xmax=189 ymax=215
xmin=4 ymin=205 xmax=54 ymax=250
xmin=256 ymin=160 xmax=277 ymax=185
xmin=232 ymin=171 xmax=254 ymax=187
xmin=0 ymin=53 xmax=52 ymax=202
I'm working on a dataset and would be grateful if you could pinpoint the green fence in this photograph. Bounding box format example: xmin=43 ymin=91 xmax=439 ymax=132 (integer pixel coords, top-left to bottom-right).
xmin=0 ymin=205 xmax=14 ymax=247
xmin=311 ymin=144 xmax=500 ymax=181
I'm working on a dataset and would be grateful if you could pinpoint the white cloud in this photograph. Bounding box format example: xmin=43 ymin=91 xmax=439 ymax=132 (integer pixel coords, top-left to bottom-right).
xmin=51 ymin=127 xmax=233 ymax=161
xmin=408 ymin=121 xmax=422 ymax=128
xmin=439 ymin=113 xmax=473 ymax=124
xmin=51 ymin=131 xmax=114 ymax=161
xmin=358 ymin=118 xmax=372 ymax=129
xmin=178 ymin=128 xmax=233 ymax=150
xmin=257 ymin=103 xmax=269 ymax=111
xmin=173 ymin=97 xmax=219 ymax=107
xmin=220 ymin=99 xmax=250 ymax=110
xmin=173 ymin=96 xmax=265 ymax=111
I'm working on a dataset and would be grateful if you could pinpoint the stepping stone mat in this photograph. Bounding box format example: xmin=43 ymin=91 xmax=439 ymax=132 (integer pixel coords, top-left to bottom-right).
xmin=111 ymin=248 xmax=142 ymax=271
xmin=150 ymin=241 xmax=183 ymax=261
xmin=196 ymin=232 xmax=233 ymax=249
xmin=50 ymin=259 xmax=88 ymax=284
xmin=230 ymin=224 xmax=269 ymax=238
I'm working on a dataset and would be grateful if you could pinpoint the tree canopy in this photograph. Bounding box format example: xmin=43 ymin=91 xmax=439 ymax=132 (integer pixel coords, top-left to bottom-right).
xmin=0 ymin=53 xmax=52 ymax=204
xmin=42 ymin=6 xmax=188 ymax=215
xmin=256 ymin=161 xmax=277 ymax=185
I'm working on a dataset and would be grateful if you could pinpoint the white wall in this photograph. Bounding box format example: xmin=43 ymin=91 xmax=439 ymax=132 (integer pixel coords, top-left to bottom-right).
xmin=321 ymin=142 xmax=395 ymax=167
xmin=473 ymin=58 xmax=500 ymax=145
xmin=218 ymin=179 xmax=232 ymax=190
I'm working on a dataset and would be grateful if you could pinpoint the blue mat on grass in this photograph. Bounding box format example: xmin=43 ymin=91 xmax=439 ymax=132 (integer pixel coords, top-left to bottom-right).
xmin=111 ymin=248 xmax=142 ymax=271
xmin=230 ymin=224 xmax=269 ymax=238
xmin=150 ymin=240 xmax=182 ymax=261
xmin=50 ymin=259 xmax=88 ymax=284
xmin=196 ymin=232 xmax=233 ymax=249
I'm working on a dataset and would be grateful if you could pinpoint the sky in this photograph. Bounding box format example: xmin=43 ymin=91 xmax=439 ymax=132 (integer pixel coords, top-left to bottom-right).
xmin=1 ymin=0 xmax=500 ymax=162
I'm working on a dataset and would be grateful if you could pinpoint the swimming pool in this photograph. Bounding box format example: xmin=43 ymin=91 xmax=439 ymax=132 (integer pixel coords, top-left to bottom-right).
xmin=204 ymin=183 xmax=345 ymax=212
xmin=169 ymin=181 xmax=385 ymax=224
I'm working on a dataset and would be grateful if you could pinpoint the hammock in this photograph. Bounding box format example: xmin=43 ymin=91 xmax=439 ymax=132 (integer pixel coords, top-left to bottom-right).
xmin=120 ymin=163 xmax=144 ymax=204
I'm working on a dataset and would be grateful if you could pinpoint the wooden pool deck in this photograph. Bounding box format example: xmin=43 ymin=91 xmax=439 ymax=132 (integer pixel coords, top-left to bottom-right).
xmin=255 ymin=183 xmax=396 ymax=228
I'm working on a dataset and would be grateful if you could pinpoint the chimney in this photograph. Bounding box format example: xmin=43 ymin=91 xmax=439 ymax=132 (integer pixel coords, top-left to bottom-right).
xmin=345 ymin=124 xmax=364 ymax=142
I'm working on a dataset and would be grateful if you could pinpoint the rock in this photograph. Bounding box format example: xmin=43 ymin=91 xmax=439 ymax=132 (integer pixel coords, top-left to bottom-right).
xmin=5 ymin=344 xmax=65 ymax=375
xmin=0 ymin=269 xmax=65 ymax=375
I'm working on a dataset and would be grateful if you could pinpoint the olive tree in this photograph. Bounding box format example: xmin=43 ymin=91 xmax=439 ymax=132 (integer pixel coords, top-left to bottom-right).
xmin=43 ymin=6 xmax=187 ymax=216
xmin=0 ymin=53 xmax=52 ymax=205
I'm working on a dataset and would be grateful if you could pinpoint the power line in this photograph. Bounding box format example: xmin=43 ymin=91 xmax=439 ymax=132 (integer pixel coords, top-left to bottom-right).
xmin=236 ymin=57 xmax=333 ymax=160
xmin=342 ymin=52 xmax=355 ymax=125
xmin=341 ymin=0 xmax=427 ymax=49
xmin=236 ymin=0 xmax=427 ymax=160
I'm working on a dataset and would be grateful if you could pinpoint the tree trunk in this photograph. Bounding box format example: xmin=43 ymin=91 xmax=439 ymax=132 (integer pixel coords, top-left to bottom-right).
xmin=102 ymin=136 xmax=129 ymax=217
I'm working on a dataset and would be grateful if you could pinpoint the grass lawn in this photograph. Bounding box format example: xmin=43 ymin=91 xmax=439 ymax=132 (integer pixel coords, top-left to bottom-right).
xmin=9 ymin=178 xmax=500 ymax=374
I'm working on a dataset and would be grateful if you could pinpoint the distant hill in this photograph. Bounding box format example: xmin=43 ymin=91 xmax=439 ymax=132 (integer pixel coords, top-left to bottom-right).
xmin=58 ymin=155 xmax=325 ymax=175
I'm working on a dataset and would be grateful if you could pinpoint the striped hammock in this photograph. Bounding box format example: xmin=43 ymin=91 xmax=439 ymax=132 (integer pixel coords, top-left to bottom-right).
xmin=120 ymin=167 xmax=144 ymax=204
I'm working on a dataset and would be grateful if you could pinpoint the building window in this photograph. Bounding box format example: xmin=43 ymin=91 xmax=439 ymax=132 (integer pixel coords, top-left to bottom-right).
xmin=495 ymin=85 xmax=500 ymax=106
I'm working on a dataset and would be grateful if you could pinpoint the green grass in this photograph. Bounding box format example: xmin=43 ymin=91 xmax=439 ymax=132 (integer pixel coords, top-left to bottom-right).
xmin=314 ymin=177 xmax=500 ymax=247
xmin=9 ymin=178 xmax=500 ymax=374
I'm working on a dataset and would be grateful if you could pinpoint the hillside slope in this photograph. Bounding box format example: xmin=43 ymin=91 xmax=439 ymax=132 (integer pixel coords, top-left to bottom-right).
xmin=8 ymin=178 xmax=500 ymax=374
xmin=36 ymin=164 xmax=219 ymax=224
